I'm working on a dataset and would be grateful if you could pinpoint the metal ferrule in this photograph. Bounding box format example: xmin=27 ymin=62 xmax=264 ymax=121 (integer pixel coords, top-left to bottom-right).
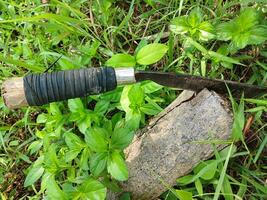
xmin=115 ymin=67 xmax=136 ymax=85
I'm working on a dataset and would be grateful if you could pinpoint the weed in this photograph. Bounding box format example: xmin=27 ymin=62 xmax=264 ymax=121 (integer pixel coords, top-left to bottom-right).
xmin=0 ymin=1 xmax=266 ymax=200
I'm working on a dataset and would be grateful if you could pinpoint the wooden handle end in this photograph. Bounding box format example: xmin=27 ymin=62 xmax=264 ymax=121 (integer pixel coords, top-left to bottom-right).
xmin=2 ymin=78 xmax=29 ymax=109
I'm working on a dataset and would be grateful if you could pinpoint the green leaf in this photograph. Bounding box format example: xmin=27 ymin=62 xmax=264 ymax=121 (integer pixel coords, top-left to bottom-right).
xmin=195 ymin=178 xmax=203 ymax=196
xmin=94 ymin=100 xmax=110 ymax=115
xmin=136 ymin=43 xmax=168 ymax=65
xmin=142 ymin=81 xmax=163 ymax=94
xmin=177 ymin=160 xmax=218 ymax=185
xmin=24 ymin=157 xmax=44 ymax=187
xmin=79 ymin=147 xmax=90 ymax=170
xmin=221 ymin=176 xmax=234 ymax=200
xmin=36 ymin=113 xmax=48 ymax=124
xmin=193 ymin=160 xmax=218 ymax=180
xmin=188 ymin=7 xmax=202 ymax=27
xmin=170 ymin=16 xmax=190 ymax=34
xmin=249 ymin=27 xmax=267 ymax=45
xmin=175 ymin=190 xmax=192 ymax=200
xmin=65 ymin=150 xmax=80 ymax=163
xmin=119 ymin=192 xmax=131 ymax=200
xmin=65 ymin=132 xmax=85 ymax=150
xmin=68 ymin=98 xmax=84 ymax=113
xmin=49 ymin=103 xmax=62 ymax=116
xmin=90 ymin=152 xmax=108 ymax=176
xmin=107 ymin=151 xmax=128 ymax=181
xmin=73 ymin=178 xmax=107 ymax=200
xmin=186 ymin=37 xmax=208 ymax=54
xmin=85 ymin=128 xmax=108 ymax=152
xmin=198 ymin=21 xmax=215 ymax=41
xmin=208 ymin=50 xmax=243 ymax=65
xmin=140 ymin=103 xmax=162 ymax=115
xmin=111 ymin=128 xmax=134 ymax=150
xmin=46 ymin=176 xmax=68 ymax=200
xmin=120 ymin=85 xmax=132 ymax=114
xmin=28 ymin=140 xmax=43 ymax=155
xmin=213 ymin=143 xmax=234 ymax=200
xmin=216 ymin=8 xmax=265 ymax=51
xmin=231 ymin=97 xmax=245 ymax=141
xmin=128 ymin=84 xmax=144 ymax=106
xmin=106 ymin=53 xmax=136 ymax=67
xmin=126 ymin=111 xmax=142 ymax=131
xmin=77 ymin=116 xmax=91 ymax=134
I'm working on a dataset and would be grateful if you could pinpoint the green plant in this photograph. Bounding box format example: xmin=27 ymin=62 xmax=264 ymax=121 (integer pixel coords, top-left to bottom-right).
xmin=170 ymin=7 xmax=215 ymax=41
xmin=0 ymin=1 xmax=266 ymax=200
xmin=216 ymin=8 xmax=267 ymax=53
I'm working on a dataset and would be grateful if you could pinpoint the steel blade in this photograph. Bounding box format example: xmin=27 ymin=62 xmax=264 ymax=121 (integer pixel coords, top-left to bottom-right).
xmin=135 ymin=71 xmax=267 ymax=98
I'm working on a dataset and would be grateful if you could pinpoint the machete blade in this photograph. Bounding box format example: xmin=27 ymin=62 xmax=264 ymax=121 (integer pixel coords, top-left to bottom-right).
xmin=135 ymin=71 xmax=267 ymax=98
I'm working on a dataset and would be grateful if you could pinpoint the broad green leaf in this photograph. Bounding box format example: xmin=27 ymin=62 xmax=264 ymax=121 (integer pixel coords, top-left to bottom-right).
xmin=111 ymin=128 xmax=134 ymax=150
xmin=141 ymin=81 xmax=163 ymax=94
xmin=175 ymin=190 xmax=192 ymax=200
xmin=44 ymin=144 xmax=66 ymax=174
xmin=28 ymin=140 xmax=43 ymax=155
xmin=73 ymin=178 xmax=107 ymax=200
xmin=65 ymin=150 xmax=80 ymax=163
xmin=68 ymin=98 xmax=84 ymax=113
xmin=107 ymin=151 xmax=128 ymax=181
xmin=94 ymin=100 xmax=110 ymax=115
xmin=195 ymin=178 xmax=203 ymax=196
xmin=24 ymin=157 xmax=44 ymax=187
xmin=140 ymin=103 xmax=162 ymax=115
xmin=193 ymin=160 xmax=218 ymax=180
xmin=49 ymin=103 xmax=62 ymax=116
xmin=106 ymin=53 xmax=136 ymax=67
xmin=136 ymin=43 xmax=168 ymax=65
xmin=128 ymin=84 xmax=144 ymax=106
xmin=46 ymin=176 xmax=68 ymax=200
xmin=177 ymin=160 xmax=218 ymax=185
xmin=198 ymin=21 xmax=215 ymax=41
xmin=90 ymin=152 xmax=108 ymax=176
xmin=65 ymin=132 xmax=85 ymax=150
xmin=249 ymin=27 xmax=267 ymax=45
xmin=64 ymin=132 xmax=85 ymax=162
xmin=170 ymin=16 xmax=190 ymax=34
xmin=120 ymin=85 xmax=132 ymax=113
xmin=77 ymin=115 xmax=91 ymax=134
xmin=80 ymin=147 xmax=90 ymax=170
xmin=85 ymin=128 xmax=108 ymax=152
xmin=126 ymin=111 xmax=142 ymax=131
xmin=36 ymin=113 xmax=48 ymax=124
xmin=188 ymin=7 xmax=202 ymax=27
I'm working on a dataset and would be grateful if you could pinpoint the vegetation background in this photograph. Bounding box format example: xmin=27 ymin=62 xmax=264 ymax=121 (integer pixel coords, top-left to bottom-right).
xmin=0 ymin=0 xmax=266 ymax=199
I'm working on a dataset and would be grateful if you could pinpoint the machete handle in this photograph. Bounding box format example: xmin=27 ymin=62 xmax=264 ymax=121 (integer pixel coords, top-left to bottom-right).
xmin=2 ymin=67 xmax=136 ymax=109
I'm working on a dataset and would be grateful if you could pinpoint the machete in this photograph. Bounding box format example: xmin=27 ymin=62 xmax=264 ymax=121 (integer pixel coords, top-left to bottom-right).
xmin=2 ymin=67 xmax=267 ymax=109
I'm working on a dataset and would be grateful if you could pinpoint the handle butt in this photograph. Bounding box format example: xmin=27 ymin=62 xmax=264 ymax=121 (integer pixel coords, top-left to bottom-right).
xmin=2 ymin=77 xmax=29 ymax=109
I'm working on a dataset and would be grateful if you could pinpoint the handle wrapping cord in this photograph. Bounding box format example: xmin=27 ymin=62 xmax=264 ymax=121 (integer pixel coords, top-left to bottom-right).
xmin=23 ymin=67 xmax=117 ymax=106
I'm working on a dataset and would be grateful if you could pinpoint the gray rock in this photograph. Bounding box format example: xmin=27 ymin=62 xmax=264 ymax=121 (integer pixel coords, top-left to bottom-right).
xmin=109 ymin=89 xmax=233 ymax=200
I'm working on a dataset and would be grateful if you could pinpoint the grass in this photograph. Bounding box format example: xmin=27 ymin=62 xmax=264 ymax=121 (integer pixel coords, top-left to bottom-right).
xmin=0 ymin=0 xmax=266 ymax=199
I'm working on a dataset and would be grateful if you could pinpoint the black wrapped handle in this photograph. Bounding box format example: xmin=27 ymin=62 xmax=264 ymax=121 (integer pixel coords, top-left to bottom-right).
xmin=23 ymin=67 xmax=117 ymax=106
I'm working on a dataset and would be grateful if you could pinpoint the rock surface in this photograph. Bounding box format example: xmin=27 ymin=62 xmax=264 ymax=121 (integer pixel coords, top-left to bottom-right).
xmin=109 ymin=89 xmax=233 ymax=200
